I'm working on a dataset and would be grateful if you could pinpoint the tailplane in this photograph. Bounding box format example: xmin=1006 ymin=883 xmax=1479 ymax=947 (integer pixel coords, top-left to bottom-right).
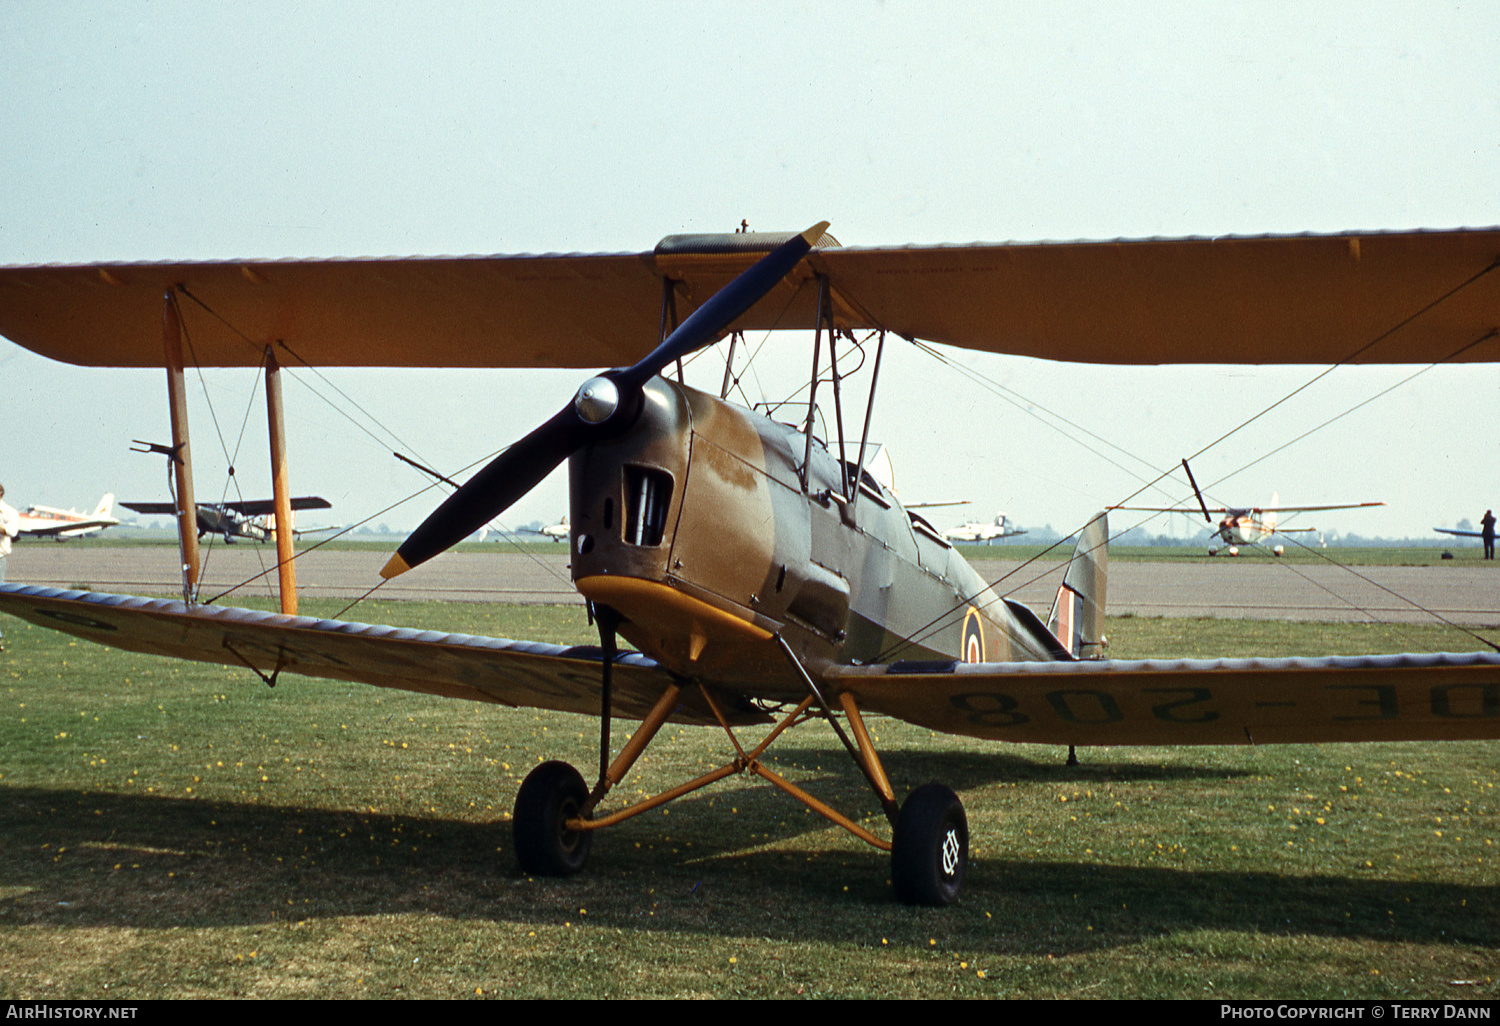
xmin=1048 ymin=511 xmax=1109 ymax=658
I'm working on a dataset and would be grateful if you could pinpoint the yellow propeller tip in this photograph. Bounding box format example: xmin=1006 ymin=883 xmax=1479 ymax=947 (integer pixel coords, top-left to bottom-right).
xmin=801 ymin=221 xmax=831 ymax=246
xmin=380 ymin=553 xmax=411 ymax=580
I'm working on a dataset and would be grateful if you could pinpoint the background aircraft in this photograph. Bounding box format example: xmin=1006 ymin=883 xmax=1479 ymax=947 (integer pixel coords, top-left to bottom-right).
xmin=1435 ymin=525 xmax=1492 ymax=539
xmin=14 ymin=494 xmax=120 ymax=540
xmin=521 ymin=516 xmax=570 ymax=542
xmin=121 ymin=496 xmax=332 ymax=543
xmin=1114 ymin=495 xmax=1384 ymax=555
xmin=942 ymin=512 xmax=1027 ymax=544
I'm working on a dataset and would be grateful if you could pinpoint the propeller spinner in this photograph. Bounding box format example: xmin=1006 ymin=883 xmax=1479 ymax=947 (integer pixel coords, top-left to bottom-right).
xmin=381 ymin=221 xmax=830 ymax=579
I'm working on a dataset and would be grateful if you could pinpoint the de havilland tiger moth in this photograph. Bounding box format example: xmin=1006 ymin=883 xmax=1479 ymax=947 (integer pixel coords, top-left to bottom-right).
xmin=2 ymin=223 xmax=1500 ymax=905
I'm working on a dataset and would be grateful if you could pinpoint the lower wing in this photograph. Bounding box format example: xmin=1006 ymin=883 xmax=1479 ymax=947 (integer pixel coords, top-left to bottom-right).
xmin=829 ymin=654 xmax=1500 ymax=746
xmin=0 ymin=584 xmax=764 ymax=726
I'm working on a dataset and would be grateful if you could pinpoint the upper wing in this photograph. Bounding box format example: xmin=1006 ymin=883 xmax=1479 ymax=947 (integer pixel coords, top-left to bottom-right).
xmin=827 ymin=654 xmax=1500 ymax=746
xmin=1436 ymin=528 xmax=1484 ymax=538
xmin=222 ymin=496 xmax=333 ymax=516
xmin=816 ymin=230 xmax=1500 ymax=366
xmin=2 ymin=228 xmax=1499 ymax=368
xmin=124 ymin=498 xmax=331 ymax=516
xmin=1113 ymin=502 xmax=1383 ymax=515
xmin=1258 ymin=503 xmax=1386 ymax=513
xmin=0 ymin=584 xmax=767 ymax=727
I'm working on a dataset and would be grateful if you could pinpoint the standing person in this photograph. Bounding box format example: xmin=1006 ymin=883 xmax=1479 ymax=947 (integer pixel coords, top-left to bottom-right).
xmin=0 ymin=484 xmax=18 ymax=650
xmin=1483 ymin=509 xmax=1496 ymax=561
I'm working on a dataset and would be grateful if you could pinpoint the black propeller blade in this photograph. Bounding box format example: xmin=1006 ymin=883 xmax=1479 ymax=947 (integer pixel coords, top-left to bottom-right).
xmin=382 ymin=221 xmax=829 ymax=579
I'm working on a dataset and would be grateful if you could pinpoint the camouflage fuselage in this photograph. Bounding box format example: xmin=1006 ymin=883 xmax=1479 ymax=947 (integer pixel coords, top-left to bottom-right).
xmin=569 ymin=379 xmax=1060 ymax=698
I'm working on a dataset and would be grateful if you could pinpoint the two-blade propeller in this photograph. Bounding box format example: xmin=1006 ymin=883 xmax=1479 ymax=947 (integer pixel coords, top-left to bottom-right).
xmin=382 ymin=221 xmax=830 ymax=579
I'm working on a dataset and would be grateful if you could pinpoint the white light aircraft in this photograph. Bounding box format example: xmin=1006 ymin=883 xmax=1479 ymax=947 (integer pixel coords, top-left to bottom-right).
xmin=942 ymin=512 xmax=1027 ymax=544
xmin=524 ymin=516 xmax=570 ymax=542
xmin=1114 ymin=494 xmax=1384 ymax=556
xmin=15 ymin=494 xmax=121 ymax=540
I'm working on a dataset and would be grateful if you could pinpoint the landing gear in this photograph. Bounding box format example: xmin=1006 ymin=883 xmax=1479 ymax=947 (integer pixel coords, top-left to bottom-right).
xmin=513 ymin=760 xmax=591 ymax=876
xmin=511 ymin=654 xmax=971 ymax=905
xmin=891 ymin=783 xmax=968 ymax=906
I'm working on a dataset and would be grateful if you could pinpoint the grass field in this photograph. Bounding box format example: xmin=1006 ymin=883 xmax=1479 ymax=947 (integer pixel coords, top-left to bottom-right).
xmin=1 ymin=601 xmax=1495 ymax=999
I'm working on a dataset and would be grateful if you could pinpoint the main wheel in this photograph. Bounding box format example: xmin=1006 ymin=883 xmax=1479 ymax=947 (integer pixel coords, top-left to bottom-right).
xmin=891 ymin=783 xmax=967 ymax=906
xmin=513 ymin=760 xmax=591 ymax=876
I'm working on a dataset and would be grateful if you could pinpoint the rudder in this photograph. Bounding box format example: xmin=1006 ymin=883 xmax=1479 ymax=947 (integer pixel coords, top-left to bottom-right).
xmin=1047 ymin=511 xmax=1108 ymax=659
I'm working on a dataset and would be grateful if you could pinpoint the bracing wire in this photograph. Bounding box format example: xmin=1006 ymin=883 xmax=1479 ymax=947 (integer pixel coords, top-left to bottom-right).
xmin=175 ymin=290 xmax=576 ymax=606
xmin=872 ymin=259 xmax=1500 ymax=660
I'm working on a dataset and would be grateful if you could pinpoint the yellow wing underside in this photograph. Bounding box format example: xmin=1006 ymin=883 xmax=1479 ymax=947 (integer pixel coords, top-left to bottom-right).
xmin=0 ymin=584 xmax=764 ymax=727
xmin=5 ymin=585 xmax=1499 ymax=747
xmin=833 ymin=657 xmax=1500 ymax=746
xmin=2 ymin=228 xmax=1499 ymax=368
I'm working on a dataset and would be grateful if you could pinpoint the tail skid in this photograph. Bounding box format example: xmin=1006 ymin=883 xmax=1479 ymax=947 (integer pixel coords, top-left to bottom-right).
xmin=1048 ymin=511 xmax=1109 ymax=658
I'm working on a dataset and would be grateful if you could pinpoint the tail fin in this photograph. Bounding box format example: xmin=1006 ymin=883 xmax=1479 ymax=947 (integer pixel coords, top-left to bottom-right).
xmin=1048 ymin=511 xmax=1109 ymax=659
xmin=95 ymin=494 xmax=115 ymax=517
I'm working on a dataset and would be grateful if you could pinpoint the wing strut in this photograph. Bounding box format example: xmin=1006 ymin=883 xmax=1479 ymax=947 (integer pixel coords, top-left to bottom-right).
xmin=1182 ymin=458 xmax=1213 ymax=523
xmin=162 ymin=289 xmax=201 ymax=603
xmin=263 ymin=347 xmax=299 ymax=615
xmin=800 ymin=274 xmax=831 ymax=494
xmin=847 ymin=330 xmax=887 ymax=517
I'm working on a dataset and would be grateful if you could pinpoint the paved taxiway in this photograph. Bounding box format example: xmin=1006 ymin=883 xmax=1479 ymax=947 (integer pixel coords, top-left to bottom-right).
xmin=6 ymin=544 xmax=1498 ymax=626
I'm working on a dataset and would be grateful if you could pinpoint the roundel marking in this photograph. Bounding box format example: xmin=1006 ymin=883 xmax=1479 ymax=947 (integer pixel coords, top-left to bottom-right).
xmin=961 ymin=608 xmax=984 ymax=664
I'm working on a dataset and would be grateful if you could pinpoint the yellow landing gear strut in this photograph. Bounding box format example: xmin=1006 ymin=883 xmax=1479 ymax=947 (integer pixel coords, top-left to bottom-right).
xmin=510 ymin=633 xmax=968 ymax=906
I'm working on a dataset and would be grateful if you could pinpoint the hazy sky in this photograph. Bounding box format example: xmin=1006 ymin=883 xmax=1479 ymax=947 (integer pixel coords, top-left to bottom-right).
xmin=3 ymin=2 xmax=1498 ymax=552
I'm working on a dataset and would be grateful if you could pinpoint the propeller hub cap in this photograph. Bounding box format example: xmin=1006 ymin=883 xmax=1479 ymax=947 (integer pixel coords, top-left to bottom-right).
xmin=574 ymin=376 xmax=620 ymax=424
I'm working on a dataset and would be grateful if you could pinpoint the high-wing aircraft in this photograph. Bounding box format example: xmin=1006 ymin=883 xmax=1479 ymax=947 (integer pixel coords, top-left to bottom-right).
xmin=15 ymin=493 xmax=121 ymax=540
xmin=120 ymin=496 xmax=332 ymax=543
xmin=2 ymin=224 xmax=1500 ymax=906
xmin=1113 ymin=493 xmax=1385 ymax=556
xmin=942 ymin=512 xmax=1027 ymax=544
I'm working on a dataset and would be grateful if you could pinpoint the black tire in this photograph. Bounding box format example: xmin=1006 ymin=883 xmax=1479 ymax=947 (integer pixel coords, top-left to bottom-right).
xmin=513 ymin=760 xmax=591 ymax=876
xmin=891 ymin=783 xmax=967 ymax=906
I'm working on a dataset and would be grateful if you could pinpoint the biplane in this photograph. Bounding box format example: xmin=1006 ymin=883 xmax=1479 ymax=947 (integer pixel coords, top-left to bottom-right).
xmin=13 ymin=493 xmax=120 ymax=540
xmin=121 ymin=495 xmax=333 ymax=544
xmin=2 ymin=223 xmax=1500 ymax=905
